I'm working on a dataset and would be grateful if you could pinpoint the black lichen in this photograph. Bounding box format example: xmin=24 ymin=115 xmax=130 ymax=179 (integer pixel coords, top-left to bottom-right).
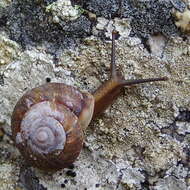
xmin=3 ymin=0 xmax=181 ymax=54
xmin=175 ymin=109 xmax=190 ymax=122
xmin=6 ymin=0 xmax=93 ymax=53
xmin=66 ymin=170 xmax=77 ymax=177
xmin=129 ymin=0 xmax=179 ymax=38
xmin=19 ymin=166 xmax=47 ymax=190
xmin=73 ymin=0 xmax=180 ymax=39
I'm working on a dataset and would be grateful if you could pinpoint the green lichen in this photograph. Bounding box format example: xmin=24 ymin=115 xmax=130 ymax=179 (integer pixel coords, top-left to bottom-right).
xmin=173 ymin=7 xmax=190 ymax=34
xmin=0 ymin=33 xmax=21 ymax=65
xmin=46 ymin=0 xmax=82 ymax=23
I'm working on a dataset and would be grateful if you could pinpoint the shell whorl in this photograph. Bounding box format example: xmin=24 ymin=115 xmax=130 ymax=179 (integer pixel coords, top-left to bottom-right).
xmin=11 ymin=83 xmax=94 ymax=171
xmin=16 ymin=101 xmax=67 ymax=155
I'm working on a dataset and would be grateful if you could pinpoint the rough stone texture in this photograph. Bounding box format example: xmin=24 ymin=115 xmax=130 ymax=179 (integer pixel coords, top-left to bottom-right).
xmin=0 ymin=0 xmax=190 ymax=190
xmin=46 ymin=0 xmax=82 ymax=22
xmin=5 ymin=0 xmax=92 ymax=53
xmin=0 ymin=33 xmax=21 ymax=65
xmin=173 ymin=7 xmax=190 ymax=34
xmin=72 ymin=0 xmax=180 ymax=38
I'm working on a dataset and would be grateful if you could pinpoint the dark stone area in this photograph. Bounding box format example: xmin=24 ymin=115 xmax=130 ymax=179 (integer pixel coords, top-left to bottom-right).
xmin=161 ymin=108 xmax=190 ymax=142
xmin=161 ymin=122 xmax=185 ymax=142
xmin=0 ymin=146 xmax=11 ymax=161
xmin=71 ymin=0 xmax=133 ymax=18
xmin=130 ymin=0 xmax=180 ymax=38
xmin=170 ymin=0 xmax=186 ymax=12
xmin=0 ymin=0 xmax=182 ymax=54
xmin=46 ymin=77 xmax=51 ymax=83
xmin=61 ymin=183 xmax=66 ymax=188
xmin=0 ymin=74 xmax=4 ymax=86
xmin=66 ymin=170 xmax=76 ymax=177
xmin=0 ymin=15 xmax=7 ymax=27
xmin=182 ymin=146 xmax=190 ymax=168
xmin=83 ymin=0 xmax=120 ymax=18
xmin=19 ymin=166 xmax=47 ymax=190
xmin=43 ymin=0 xmax=57 ymax=5
xmin=4 ymin=0 xmax=92 ymax=55
xmin=175 ymin=109 xmax=190 ymax=122
xmin=66 ymin=164 xmax=75 ymax=169
xmin=72 ymin=0 xmax=180 ymax=38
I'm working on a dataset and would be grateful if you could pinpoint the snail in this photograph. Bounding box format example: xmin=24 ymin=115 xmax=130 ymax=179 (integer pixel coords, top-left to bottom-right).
xmin=11 ymin=30 xmax=168 ymax=171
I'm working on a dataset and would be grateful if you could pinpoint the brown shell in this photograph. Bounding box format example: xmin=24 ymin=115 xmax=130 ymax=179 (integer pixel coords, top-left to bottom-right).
xmin=11 ymin=83 xmax=93 ymax=171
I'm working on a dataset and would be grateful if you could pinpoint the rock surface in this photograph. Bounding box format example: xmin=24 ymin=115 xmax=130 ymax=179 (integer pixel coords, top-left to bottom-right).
xmin=0 ymin=0 xmax=190 ymax=190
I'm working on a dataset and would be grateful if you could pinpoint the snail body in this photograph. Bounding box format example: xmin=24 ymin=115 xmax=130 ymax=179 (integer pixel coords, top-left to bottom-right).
xmin=11 ymin=31 xmax=167 ymax=171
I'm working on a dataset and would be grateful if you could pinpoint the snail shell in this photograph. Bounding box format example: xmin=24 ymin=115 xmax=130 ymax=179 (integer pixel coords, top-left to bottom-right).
xmin=11 ymin=83 xmax=94 ymax=171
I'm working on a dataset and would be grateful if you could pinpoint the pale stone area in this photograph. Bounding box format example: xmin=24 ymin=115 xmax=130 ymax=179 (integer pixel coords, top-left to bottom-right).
xmin=173 ymin=7 xmax=190 ymax=33
xmin=0 ymin=1 xmax=190 ymax=190
xmin=0 ymin=0 xmax=11 ymax=9
xmin=172 ymin=0 xmax=190 ymax=34
xmin=0 ymin=33 xmax=21 ymax=65
xmin=0 ymin=163 xmax=19 ymax=190
xmin=46 ymin=0 xmax=82 ymax=23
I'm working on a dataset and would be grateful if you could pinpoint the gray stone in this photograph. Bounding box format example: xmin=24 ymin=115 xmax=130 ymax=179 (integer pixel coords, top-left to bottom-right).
xmin=0 ymin=0 xmax=190 ymax=190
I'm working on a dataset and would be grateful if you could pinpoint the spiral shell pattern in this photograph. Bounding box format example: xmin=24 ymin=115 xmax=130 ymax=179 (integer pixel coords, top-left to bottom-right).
xmin=16 ymin=101 xmax=67 ymax=155
xmin=11 ymin=83 xmax=94 ymax=171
